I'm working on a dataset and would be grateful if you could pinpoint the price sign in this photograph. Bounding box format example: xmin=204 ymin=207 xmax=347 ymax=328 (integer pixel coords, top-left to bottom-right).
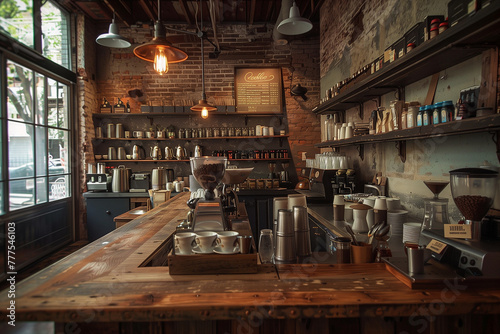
xmin=234 ymin=67 xmax=283 ymax=114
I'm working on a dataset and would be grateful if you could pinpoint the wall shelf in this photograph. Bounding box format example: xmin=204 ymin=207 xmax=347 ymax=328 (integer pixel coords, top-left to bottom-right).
xmin=92 ymin=112 xmax=285 ymax=118
xmin=94 ymin=135 xmax=289 ymax=141
xmin=99 ymin=158 xmax=290 ymax=163
xmin=313 ymin=2 xmax=500 ymax=114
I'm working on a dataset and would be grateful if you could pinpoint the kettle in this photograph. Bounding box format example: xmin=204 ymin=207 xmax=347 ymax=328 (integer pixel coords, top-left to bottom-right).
xmin=194 ymin=145 xmax=202 ymax=157
xmin=132 ymin=145 xmax=144 ymax=160
xmin=165 ymin=146 xmax=174 ymax=160
xmin=112 ymin=165 xmax=130 ymax=193
xmin=176 ymin=145 xmax=187 ymax=160
xmin=150 ymin=145 xmax=162 ymax=160
xmin=151 ymin=167 xmax=167 ymax=190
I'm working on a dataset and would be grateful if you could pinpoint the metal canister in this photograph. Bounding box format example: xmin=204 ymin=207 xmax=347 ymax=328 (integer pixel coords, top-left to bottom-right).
xmin=107 ymin=123 xmax=115 ymax=138
xmin=115 ymin=123 xmax=124 ymax=138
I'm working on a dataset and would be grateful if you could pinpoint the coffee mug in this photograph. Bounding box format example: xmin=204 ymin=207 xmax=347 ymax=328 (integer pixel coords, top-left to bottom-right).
xmin=175 ymin=232 xmax=196 ymax=255
xmin=166 ymin=182 xmax=174 ymax=191
xmin=124 ymin=131 xmax=131 ymax=138
xmin=195 ymin=232 xmax=218 ymax=253
xmin=157 ymin=131 xmax=165 ymax=138
xmin=133 ymin=130 xmax=144 ymax=138
xmin=216 ymin=231 xmax=239 ymax=253
xmin=146 ymin=131 xmax=154 ymax=138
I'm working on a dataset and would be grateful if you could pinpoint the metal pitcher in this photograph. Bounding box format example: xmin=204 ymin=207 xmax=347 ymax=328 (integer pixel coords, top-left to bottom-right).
xmin=112 ymin=165 xmax=130 ymax=193
xmin=132 ymin=145 xmax=144 ymax=160
xmin=165 ymin=146 xmax=174 ymax=160
xmin=151 ymin=167 xmax=166 ymax=190
xmin=176 ymin=145 xmax=187 ymax=160
xmin=194 ymin=145 xmax=202 ymax=157
xmin=150 ymin=145 xmax=161 ymax=160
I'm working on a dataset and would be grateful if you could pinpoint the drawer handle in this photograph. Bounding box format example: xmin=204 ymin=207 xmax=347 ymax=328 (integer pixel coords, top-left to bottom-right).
xmin=106 ymin=210 xmax=111 ymax=215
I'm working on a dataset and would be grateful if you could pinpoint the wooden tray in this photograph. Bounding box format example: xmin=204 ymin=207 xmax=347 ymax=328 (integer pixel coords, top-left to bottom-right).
xmin=167 ymin=249 xmax=258 ymax=275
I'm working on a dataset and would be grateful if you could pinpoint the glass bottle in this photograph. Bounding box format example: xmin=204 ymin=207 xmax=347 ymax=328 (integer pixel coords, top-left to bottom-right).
xmin=259 ymin=229 xmax=274 ymax=264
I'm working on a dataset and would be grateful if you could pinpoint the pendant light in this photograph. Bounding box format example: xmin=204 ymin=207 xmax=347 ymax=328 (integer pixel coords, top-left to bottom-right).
xmin=133 ymin=0 xmax=188 ymax=75
xmin=191 ymin=0 xmax=216 ymax=117
xmin=277 ymin=1 xmax=313 ymax=36
xmin=96 ymin=12 xmax=131 ymax=48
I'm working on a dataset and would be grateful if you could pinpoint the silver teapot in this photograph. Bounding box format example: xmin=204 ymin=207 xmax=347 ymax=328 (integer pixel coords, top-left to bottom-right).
xmin=165 ymin=146 xmax=175 ymax=160
xmin=176 ymin=145 xmax=187 ymax=160
xmin=150 ymin=145 xmax=162 ymax=160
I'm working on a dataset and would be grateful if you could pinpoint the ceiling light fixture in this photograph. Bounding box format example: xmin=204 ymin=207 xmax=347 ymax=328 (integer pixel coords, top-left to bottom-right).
xmin=96 ymin=12 xmax=131 ymax=48
xmin=277 ymin=1 xmax=313 ymax=36
xmin=191 ymin=0 xmax=216 ymax=118
xmin=133 ymin=0 xmax=188 ymax=75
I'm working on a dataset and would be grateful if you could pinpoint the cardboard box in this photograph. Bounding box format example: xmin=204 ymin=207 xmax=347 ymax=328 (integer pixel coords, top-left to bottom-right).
xmin=448 ymin=0 xmax=479 ymax=27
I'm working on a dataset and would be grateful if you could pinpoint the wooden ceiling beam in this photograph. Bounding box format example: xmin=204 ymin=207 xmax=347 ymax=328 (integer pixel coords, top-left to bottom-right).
xmin=178 ymin=0 xmax=194 ymax=26
xmin=138 ymin=0 xmax=156 ymax=22
xmin=103 ymin=0 xmax=135 ymax=26
xmin=248 ymin=0 xmax=256 ymax=25
xmin=264 ymin=0 xmax=275 ymax=23
xmin=308 ymin=0 xmax=326 ymax=19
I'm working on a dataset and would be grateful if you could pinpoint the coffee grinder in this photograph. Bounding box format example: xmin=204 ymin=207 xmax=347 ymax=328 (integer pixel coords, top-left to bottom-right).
xmin=220 ymin=168 xmax=254 ymax=218
xmin=189 ymin=156 xmax=228 ymax=232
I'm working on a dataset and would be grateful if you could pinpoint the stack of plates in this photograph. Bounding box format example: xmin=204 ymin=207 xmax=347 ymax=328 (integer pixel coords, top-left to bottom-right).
xmin=403 ymin=222 xmax=422 ymax=243
xmin=387 ymin=210 xmax=408 ymax=237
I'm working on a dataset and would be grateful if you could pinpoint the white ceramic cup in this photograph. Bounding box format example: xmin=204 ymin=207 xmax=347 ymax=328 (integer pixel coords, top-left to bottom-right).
xmin=195 ymin=232 xmax=218 ymax=253
xmin=386 ymin=198 xmax=401 ymax=211
xmin=166 ymin=182 xmax=174 ymax=191
xmin=146 ymin=131 xmax=154 ymax=138
xmin=133 ymin=130 xmax=143 ymax=138
xmin=333 ymin=194 xmax=345 ymax=205
xmin=216 ymin=231 xmax=239 ymax=253
xmin=374 ymin=197 xmax=388 ymax=210
xmin=175 ymin=232 xmax=196 ymax=255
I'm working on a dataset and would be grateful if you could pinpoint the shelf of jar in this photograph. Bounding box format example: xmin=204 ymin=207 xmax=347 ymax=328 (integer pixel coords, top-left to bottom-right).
xmin=315 ymin=114 xmax=500 ymax=148
xmin=312 ymin=1 xmax=500 ymax=114
xmin=93 ymin=135 xmax=289 ymax=141
xmin=96 ymin=158 xmax=291 ymax=163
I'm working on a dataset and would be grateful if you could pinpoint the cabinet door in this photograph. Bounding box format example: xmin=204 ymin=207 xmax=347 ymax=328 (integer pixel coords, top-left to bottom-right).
xmin=86 ymin=198 xmax=129 ymax=241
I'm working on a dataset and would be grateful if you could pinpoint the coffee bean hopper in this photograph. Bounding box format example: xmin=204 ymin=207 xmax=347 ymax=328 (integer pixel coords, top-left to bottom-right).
xmin=220 ymin=167 xmax=254 ymax=218
xmin=188 ymin=156 xmax=228 ymax=232
xmin=421 ymin=168 xmax=500 ymax=277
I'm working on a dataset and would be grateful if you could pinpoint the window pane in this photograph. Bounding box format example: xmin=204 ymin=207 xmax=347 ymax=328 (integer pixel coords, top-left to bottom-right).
xmin=35 ymin=73 xmax=46 ymax=125
xmin=9 ymin=179 xmax=34 ymax=211
xmin=7 ymin=61 xmax=33 ymax=122
xmin=0 ymin=0 xmax=34 ymax=48
xmin=41 ymin=1 xmax=70 ymax=69
xmin=49 ymin=174 xmax=69 ymax=201
xmin=0 ymin=182 xmax=4 ymax=215
xmin=48 ymin=79 xmax=69 ymax=129
xmin=48 ymin=128 xmax=69 ymax=173
xmin=36 ymin=177 xmax=47 ymax=204
xmin=35 ymin=125 xmax=47 ymax=176
xmin=8 ymin=121 xmax=34 ymax=179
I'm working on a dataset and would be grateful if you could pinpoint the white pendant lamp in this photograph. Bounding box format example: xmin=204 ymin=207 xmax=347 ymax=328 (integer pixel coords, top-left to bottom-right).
xmin=96 ymin=13 xmax=131 ymax=48
xmin=277 ymin=1 xmax=313 ymax=36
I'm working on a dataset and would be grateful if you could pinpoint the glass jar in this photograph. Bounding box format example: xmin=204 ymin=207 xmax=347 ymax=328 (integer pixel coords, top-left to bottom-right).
xmin=191 ymin=128 xmax=198 ymax=138
xmin=407 ymin=103 xmax=419 ymax=129
xmin=423 ymin=105 xmax=432 ymax=126
xmin=235 ymin=127 xmax=242 ymax=137
xmin=432 ymin=102 xmax=443 ymax=125
xmin=417 ymin=106 xmax=425 ymax=127
xmin=220 ymin=127 xmax=227 ymax=137
xmin=439 ymin=21 xmax=449 ymax=34
xmin=242 ymin=127 xmax=249 ymax=136
xmin=259 ymin=229 xmax=274 ymax=264
xmin=228 ymin=127 xmax=235 ymax=137
xmin=206 ymin=127 xmax=213 ymax=137
xmin=440 ymin=100 xmax=454 ymax=123
xmin=213 ymin=127 xmax=220 ymax=137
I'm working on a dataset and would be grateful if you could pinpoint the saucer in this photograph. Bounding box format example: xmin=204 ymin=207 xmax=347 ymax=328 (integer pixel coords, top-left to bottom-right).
xmin=192 ymin=247 xmax=213 ymax=254
xmin=213 ymin=246 xmax=240 ymax=255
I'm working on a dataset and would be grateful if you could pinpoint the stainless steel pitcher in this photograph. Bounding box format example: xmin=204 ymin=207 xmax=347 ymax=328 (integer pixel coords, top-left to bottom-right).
xmin=176 ymin=145 xmax=187 ymax=160
xmin=151 ymin=167 xmax=166 ymax=190
xmin=194 ymin=145 xmax=202 ymax=157
xmin=150 ymin=145 xmax=161 ymax=160
xmin=164 ymin=146 xmax=174 ymax=160
xmin=112 ymin=165 xmax=130 ymax=193
xmin=132 ymin=145 xmax=144 ymax=160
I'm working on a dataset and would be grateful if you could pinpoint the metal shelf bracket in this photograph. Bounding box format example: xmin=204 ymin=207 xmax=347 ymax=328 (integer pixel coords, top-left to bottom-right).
xmin=395 ymin=140 xmax=406 ymax=163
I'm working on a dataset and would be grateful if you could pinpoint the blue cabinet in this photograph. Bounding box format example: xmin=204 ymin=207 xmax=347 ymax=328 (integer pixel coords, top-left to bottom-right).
xmin=86 ymin=198 xmax=129 ymax=241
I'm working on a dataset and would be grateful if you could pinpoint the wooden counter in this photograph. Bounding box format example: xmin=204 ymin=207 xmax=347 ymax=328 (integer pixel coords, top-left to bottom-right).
xmin=1 ymin=192 xmax=500 ymax=333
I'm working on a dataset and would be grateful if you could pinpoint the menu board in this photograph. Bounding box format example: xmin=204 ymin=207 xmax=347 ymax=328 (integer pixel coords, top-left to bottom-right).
xmin=234 ymin=67 xmax=283 ymax=114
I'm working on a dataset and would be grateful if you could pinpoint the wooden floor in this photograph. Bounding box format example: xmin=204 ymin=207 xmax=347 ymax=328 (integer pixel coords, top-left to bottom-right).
xmin=0 ymin=240 xmax=88 ymax=291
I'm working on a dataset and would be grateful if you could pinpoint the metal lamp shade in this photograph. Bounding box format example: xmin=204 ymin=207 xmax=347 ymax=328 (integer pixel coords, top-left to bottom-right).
xmin=133 ymin=21 xmax=188 ymax=64
xmin=96 ymin=21 xmax=131 ymax=48
xmin=191 ymin=99 xmax=217 ymax=112
xmin=277 ymin=2 xmax=313 ymax=36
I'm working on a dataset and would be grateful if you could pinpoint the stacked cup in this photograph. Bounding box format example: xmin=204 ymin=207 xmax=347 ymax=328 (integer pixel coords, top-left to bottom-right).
xmin=293 ymin=206 xmax=311 ymax=257
xmin=273 ymin=197 xmax=288 ymax=248
xmin=275 ymin=209 xmax=296 ymax=263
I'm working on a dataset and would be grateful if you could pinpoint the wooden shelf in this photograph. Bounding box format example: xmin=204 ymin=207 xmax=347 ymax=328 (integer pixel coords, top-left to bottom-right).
xmin=316 ymin=114 xmax=500 ymax=149
xmin=98 ymin=158 xmax=290 ymax=163
xmin=313 ymin=2 xmax=500 ymax=114
xmin=93 ymin=112 xmax=284 ymax=118
xmin=94 ymin=135 xmax=289 ymax=141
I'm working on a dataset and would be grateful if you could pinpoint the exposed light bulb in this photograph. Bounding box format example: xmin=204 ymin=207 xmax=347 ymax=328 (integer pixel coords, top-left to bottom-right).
xmin=201 ymin=107 xmax=209 ymax=119
xmin=154 ymin=47 xmax=168 ymax=75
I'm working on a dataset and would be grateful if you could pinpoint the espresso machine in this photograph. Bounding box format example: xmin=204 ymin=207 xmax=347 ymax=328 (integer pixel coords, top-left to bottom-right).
xmin=307 ymin=168 xmax=356 ymax=203
xmin=86 ymin=163 xmax=111 ymax=192
xmin=422 ymin=168 xmax=500 ymax=277
xmin=187 ymin=156 xmax=228 ymax=232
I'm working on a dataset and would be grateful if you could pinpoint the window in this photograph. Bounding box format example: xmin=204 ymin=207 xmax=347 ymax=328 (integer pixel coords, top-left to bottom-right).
xmin=0 ymin=0 xmax=71 ymax=69
xmin=6 ymin=60 xmax=71 ymax=211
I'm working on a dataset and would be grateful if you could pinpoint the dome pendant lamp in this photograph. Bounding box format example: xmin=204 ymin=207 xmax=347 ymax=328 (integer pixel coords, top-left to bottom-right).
xmin=277 ymin=1 xmax=313 ymax=36
xmin=96 ymin=12 xmax=131 ymax=48
xmin=191 ymin=0 xmax=216 ymax=118
xmin=133 ymin=0 xmax=188 ymax=75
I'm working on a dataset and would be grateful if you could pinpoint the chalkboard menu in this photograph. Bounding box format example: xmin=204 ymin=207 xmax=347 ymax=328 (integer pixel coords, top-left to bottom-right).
xmin=234 ymin=67 xmax=283 ymax=114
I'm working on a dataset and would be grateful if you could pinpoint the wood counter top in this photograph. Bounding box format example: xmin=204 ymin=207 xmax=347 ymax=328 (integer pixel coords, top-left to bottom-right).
xmin=1 ymin=192 xmax=500 ymax=327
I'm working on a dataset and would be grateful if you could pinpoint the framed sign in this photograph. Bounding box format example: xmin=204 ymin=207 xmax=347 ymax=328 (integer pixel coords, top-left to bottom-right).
xmin=234 ymin=67 xmax=283 ymax=114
